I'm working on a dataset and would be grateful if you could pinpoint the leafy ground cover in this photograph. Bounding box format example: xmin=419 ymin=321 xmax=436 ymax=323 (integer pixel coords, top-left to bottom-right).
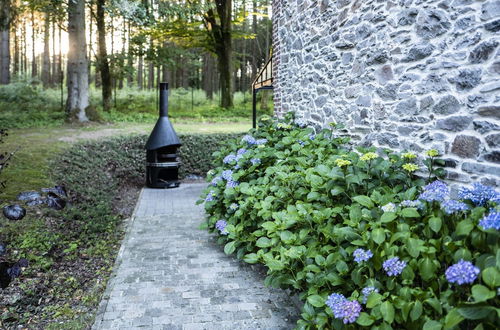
xmin=0 ymin=82 xmax=272 ymax=129
xmin=200 ymin=114 xmax=500 ymax=329
xmin=0 ymin=124 xmax=245 ymax=328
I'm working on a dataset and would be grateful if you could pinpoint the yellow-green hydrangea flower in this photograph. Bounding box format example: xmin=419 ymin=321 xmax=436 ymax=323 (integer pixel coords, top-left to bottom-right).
xmin=335 ymin=159 xmax=352 ymax=167
xmin=401 ymin=152 xmax=417 ymax=160
xmin=426 ymin=149 xmax=439 ymax=157
xmin=260 ymin=115 xmax=271 ymax=122
xmin=402 ymin=163 xmax=419 ymax=172
xmin=360 ymin=152 xmax=378 ymax=161
xmin=277 ymin=123 xmax=292 ymax=130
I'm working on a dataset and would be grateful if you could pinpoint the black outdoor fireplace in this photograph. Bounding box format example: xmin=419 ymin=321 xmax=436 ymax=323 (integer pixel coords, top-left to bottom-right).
xmin=145 ymin=83 xmax=181 ymax=188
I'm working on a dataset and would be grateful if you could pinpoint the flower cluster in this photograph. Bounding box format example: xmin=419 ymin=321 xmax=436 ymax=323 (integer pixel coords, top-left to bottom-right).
xmin=211 ymin=176 xmax=222 ymax=186
xmin=308 ymin=133 xmax=316 ymax=141
xmin=229 ymin=203 xmax=239 ymax=212
xmin=237 ymin=148 xmax=247 ymax=155
xmin=383 ymin=257 xmax=407 ymax=276
xmin=295 ymin=118 xmax=307 ymax=128
xmin=401 ymin=152 xmax=417 ymax=160
xmin=325 ymin=293 xmax=361 ymax=324
xmin=360 ymin=152 xmax=378 ymax=161
xmin=255 ymin=138 xmax=268 ymax=145
xmin=361 ymin=286 xmax=379 ymax=304
xmin=335 ymin=159 xmax=352 ymax=168
xmin=215 ymin=220 xmax=228 ymax=235
xmin=381 ymin=203 xmax=396 ymax=213
xmin=223 ymin=154 xmax=237 ymax=164
xmin=479 ymin=211 xmax=499 ymax=230
xmin=441 ymin=199 xmax=469 ymax=214
xmin=277 ymin=123 xmax=292 ymax=130
xmin=250 ymin=158 xmax=261 ymax=165
xmin=221 ymin=170 xmax=233 ymax=181
xmin=402 ymin=163 xmax=419 ymax=172
xmin=426 ymin=149 xmax=439 ymax=157
xmin=445 ymin=259 xmax=480 ymax=285
xmin=458 ymin=183 xmax=500 ymax=206
xmin=353 ymin=248 xmax=373 ymax=263
xmin=400 ymin=200 xmax=422 ymax=208
xmin=241 ymin=135 xmax=256 ymax=145
xmin=226 ymin=180 xmax=239 ymax=188
xmin=419 ymin=180 xmax=449 ymax=202
xmin=205 ymin=190 xmax=216 ymax=202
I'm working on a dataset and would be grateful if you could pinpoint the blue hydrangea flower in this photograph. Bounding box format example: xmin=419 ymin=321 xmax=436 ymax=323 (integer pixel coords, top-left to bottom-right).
xmin=242 ymin=135 xmax=256 ymax=145
xmin=383 ymin=257 xmax=407 ymax=276
xmin=441 ymin=199 xmax=469 ymax=214
xmin=295 ymin=118 xmax=307 ymax=128
xmin=250 ymin=158 xmax=261 ymax=165
xmin=221 ymin=170 xmax=233 ymax=181
xmin=237 ymin=148 xmax=247 ymax=155
xmin=205 ymin=190 xmax=216 ymax=202
xmin=381 ymin=203 xmax=396 ymax=212
xmin=234 ymin=164 xmax=240 ymax=170
xmin=479 ymin=211 xmax=500 ymax=230
xmin=339 ymin=300 xmax=362 ymax=324
xmin=445 ymin=259 xmax=480 ymax=285
xmin=400 ymin=200 xmax=423 ymax=208
xmin=223 ymin=154 xmax=236 ymax=164
xmin=226 ymin=180 xmax=239 ymax=188
xmin=308 ymin=133 xmax=316 ymax=140
xmin=361 ymin=287 xmax=379 ymax=304
xmin=419 ymin=180 xmax=449 ymax=202
xmin=458 ymin=183 xmax=500 ymax=206
xmin=353 ymin=248 xmax=373 ymax=263
xmin=211 ymin=176 xmax=222 ymax=186
xmin=215 ymin=220 xmax=228 ymax=235
xmin=298 ymin=140 xmax=305 ymax=146
xmin=255 ymin=138 xmax=268 ymax=145
xmin=325 ymin=293 xmax=347 ymax=319
xmin=229 ymin=203 xmax=239 ymax=211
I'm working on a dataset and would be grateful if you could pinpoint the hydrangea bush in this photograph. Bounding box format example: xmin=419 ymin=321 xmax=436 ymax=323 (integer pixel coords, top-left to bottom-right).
xmin=199 ymin=114 xmax=500 ymax=329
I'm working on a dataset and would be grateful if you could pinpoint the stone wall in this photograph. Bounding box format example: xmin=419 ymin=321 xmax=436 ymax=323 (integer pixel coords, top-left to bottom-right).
xmin=273 ymin=0 xmax=500 ymax=186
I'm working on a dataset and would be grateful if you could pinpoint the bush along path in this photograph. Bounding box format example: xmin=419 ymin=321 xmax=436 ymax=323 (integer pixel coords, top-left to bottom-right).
xmin=93 ymin=184 xmax=299 ymax=329
xmin=200 ymin=113 xmax=500 ymax=329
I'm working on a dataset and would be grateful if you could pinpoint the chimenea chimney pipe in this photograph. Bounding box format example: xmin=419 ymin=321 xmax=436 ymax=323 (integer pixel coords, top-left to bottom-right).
xmin=159 ymin=82 xmax=168 ymax=117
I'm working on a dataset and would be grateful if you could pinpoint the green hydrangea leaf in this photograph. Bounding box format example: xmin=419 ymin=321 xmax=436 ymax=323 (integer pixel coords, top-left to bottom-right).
xmin=307 ymin=295 xmax=325 ymax=308
xmin=353 ymin=195 xmax=374 ymax=208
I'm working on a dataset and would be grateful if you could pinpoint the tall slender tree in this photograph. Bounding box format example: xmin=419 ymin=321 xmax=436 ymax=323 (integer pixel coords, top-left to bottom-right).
xmin=41 ymin=11 xmax=51 ymax=87
xmin=66 ymin=0 xmax=89 ymax=121
xmin=0 ymin=0 xmax=12 ymax=84
xmin=96 ymin=0 xmax=111 ymax=110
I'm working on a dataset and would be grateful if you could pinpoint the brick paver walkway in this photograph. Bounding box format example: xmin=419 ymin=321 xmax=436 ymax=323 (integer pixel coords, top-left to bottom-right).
xmin=93 ymin=183 xmax=299 ymax=330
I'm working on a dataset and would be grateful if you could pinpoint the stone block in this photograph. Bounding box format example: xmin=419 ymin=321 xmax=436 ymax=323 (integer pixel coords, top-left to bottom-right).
xmin=432 ymin=95 xmax=460 ymax=115
xmin=403 ymin=44 xmax=435 ymax=62
xmin=416 ymin=9 xmax=451 ymax=39
xmin=481 ymin=0 xmax=500 ymax=21
xmin=462 ymin=162 xmax=500 ymax=175
xmin=451 ymin=135 xmax=482 ymax=158
xmin=469 ymin=40 xmax=499 ymax=64
xmin=452 ymin=69 xmax=482 ymax=90
xmin=436 ymin=116 xmax=472 ymax=132
xmin=485 ymin=133 xmax=500 ymax=148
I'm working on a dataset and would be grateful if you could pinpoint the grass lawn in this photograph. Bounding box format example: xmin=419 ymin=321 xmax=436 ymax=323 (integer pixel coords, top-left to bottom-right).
xmin=0 ymin=120 xmax=251 ymax=201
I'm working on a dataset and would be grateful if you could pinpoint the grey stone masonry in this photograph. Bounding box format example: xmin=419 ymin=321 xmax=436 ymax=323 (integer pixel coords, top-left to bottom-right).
xmin=273 ymin=0 xmax=500 ymax=186
xmin=93 ymin=184 xmax=299 ymax=330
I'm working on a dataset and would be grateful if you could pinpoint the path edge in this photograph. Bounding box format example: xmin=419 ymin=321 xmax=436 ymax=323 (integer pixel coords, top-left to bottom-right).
xmin=91 ymin=187 xmax=145 ymax=329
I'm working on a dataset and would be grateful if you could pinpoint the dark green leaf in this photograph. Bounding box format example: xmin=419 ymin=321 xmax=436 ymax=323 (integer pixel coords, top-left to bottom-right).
xmin=401 ymin=208 xmax=420 ymax=218
xmin=372 ymin=228 xmax=385 ymax=244
xmin=353 ymin=195 xmax=374 ymax=208
xmin=224 ymin=241 xmax=236 ymax=255
xmin=472 ymin=285 xmax=495 ymax=302
xmin=307 ymin=295 xmax=325 ymax=307
xmin=356 ymin=312 xmax=374 ymax=326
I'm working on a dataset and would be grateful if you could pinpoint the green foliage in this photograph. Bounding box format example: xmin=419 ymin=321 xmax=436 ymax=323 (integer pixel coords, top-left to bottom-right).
xmin=0 ymin=82 xmax=271 ymax=128
xmin=200 ymin=114 xmax=500 ymax=329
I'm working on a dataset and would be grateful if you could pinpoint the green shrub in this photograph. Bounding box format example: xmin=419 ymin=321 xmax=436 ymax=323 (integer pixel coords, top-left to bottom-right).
xmin=200 ymin=114 xmax=500 ymax=329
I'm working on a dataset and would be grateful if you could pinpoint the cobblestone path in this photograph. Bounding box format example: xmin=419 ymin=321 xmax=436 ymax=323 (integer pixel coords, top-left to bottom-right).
xmin=93 ymin=183 xmax=299 ymax=330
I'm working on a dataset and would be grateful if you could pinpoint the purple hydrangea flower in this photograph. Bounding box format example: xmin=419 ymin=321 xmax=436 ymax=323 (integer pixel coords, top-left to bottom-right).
xmin=221 ymin=170 xmax=233 ymax=181
xmin=441 ymin=199 xmax=469 ymax=214
xmin=226 ymin=180 xmax=239 ymax=188
xmin=237 ymin=148 xmax=247 ymax=155
xmin=215 ymin=220 xmax=228 ymax=235
xmin=383 ymin=257 xmax=407 ymax=276
xmin=205 ymin=190 xmax=216 ymax=202
xmin=445 ymin=259 xmax=480 ymax=285
xmin=242 ymin=135 xmax=256 ymax=145
xmin=400 ymin=200 xmax=423 ymax=208
xmin=353 ymin=248 xmax=373 ymax=263
xmin=255 ymin=138 xmax=268 ymax=145
xmin=223 ymin=154 xmax=236 ymax=164
xmin=339 ymin=300 xmax=362 ymax=324
xmin=458 ymin=183 xmax=500 ymax=206
xmin=361 ymin=287 xmax=379 ymax=304
xmin=325 ymin=293 xmax=347 ymax=319
xmin=479 ymin=211 xmax=500 ymax=230
xmin=298 ymin=140 xmax=305 ymax=146
xmin=211 ymin=176 xmax=222 ymax=186
xmin=229 ymin=203 xmax=239 ymax=211
xmin=250 ymin=158 xmax=261 ymax=165
xmin=419 ymin=180 xmax=449 ymax=202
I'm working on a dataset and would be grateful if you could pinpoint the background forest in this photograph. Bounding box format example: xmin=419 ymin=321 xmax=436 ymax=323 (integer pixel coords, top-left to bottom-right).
xmin=0 ymin=0 xmax=273 ymax=128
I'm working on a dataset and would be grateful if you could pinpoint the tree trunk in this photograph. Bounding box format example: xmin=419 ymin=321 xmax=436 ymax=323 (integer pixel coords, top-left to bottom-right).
xmin=66 ymin=0 xmax=89 ymax=122
xmin=31 ymin=10 xmax=37 ymax=78
xmin=51 ymin=19 xmax=56 ymax=85
xmin=202 ymin=53 xmax=214 ymax=100
xmin=13 ymin=25 xmax=18 ymax=76
xmin=0 ymin=0 xmax=11 ymax=84
xmin=96 ymin=0 xmax=112 ymax=110
xmin=41 ymin=12 xmax=51 ymax=88
xmin=137 ymin=54 xmax=143 ymax=89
